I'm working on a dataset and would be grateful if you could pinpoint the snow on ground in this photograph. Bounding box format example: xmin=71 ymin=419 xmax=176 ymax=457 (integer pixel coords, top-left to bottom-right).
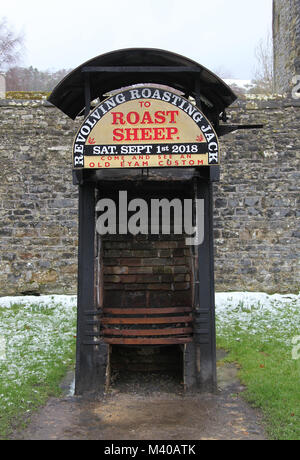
xmin=1 ymin=292 xmax=298 ymax=309
xmin=0 ymin=295 xmax=77 ymax=393
xmin=0 ymin=292 xmax=298 ymax=402
xmin=0 ymin=292 xmax=298 ymax=346
xmin=216 ymin=292 xmax=300 ymax=311
xmin=224 ymin=79 xmax=255 ymax=92
xmin=0 ymin=294 xmax=76 ymax=309
xmin=215 ymin=292 xmax=300 ymax=344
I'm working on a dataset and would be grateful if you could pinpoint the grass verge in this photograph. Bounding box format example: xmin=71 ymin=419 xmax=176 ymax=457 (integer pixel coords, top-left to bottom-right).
xmin=216 ymin=292 xmax=300 ymax=440
xmin=0 ymin=296 xmax=76 ymax=439
xmin=1 ymin=292 xmax=299 ymax=440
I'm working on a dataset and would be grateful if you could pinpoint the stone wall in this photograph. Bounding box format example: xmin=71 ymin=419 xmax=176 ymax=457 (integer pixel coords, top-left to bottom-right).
xmin=0 ymin=97 xmax=299 ymax=295
xmin=215 ymin=96 xmax=299 ymax=293
xmin=0 ymin=100 xmax=79 ymax=296
xmin=273 ymin=0 xmax=300 ymax=93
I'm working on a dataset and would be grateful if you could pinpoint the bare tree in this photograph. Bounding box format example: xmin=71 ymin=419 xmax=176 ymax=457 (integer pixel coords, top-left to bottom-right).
xmin=5 ymin=66 xmax=72 ymax=91
xmin=0 ymin=17 xmax=24 ymax=71
xmin=251 ymin=32 xmax=275 ymax=94
xmin=212 ymin=66 xmax=234 ymax=80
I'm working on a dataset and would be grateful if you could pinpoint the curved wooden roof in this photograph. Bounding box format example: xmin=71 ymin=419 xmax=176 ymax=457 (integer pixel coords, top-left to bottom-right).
xmin=48 ymin=48 xmax=237 ymax=121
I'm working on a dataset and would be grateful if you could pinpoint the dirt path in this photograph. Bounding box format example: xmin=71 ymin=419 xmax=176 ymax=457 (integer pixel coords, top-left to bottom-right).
xmin=13 ymin=353 xmax=266 ymax=441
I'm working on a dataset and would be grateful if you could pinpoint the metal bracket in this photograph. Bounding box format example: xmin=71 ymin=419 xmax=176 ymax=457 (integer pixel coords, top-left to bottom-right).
xmin=217 ymin=124 xmax=264 ymax=137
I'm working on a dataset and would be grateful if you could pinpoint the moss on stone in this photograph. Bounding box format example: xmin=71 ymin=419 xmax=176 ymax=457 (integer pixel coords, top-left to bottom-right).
xmin=6 ymin=91 xmax=50 ymax=100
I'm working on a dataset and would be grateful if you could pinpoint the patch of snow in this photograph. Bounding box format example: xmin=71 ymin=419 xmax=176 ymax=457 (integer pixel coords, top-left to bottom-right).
xmin=224 ymin=79 xmax=255 ymax=92
xmin=0 ymin=294 xmax=77 ymax=309
xmin=215 ymin=292 xmax=300 ymax=343
xmin=0 ymin=294 xmax=77 ymax=415
xmin=216 ymin=291 xmax=300 ymax=312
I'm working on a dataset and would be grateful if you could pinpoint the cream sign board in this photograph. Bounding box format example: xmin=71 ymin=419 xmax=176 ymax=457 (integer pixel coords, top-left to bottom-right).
xmin=73 ymin=86 xmax=219 ymax=169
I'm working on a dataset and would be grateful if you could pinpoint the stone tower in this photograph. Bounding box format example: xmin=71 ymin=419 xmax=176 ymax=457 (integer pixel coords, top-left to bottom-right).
xmin=273 ymin=0 xmax=300 ymax=93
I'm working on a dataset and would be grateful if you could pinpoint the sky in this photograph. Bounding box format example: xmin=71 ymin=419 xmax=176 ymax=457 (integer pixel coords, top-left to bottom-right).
xmin=1 ymin=0 xmax=273 ymax=79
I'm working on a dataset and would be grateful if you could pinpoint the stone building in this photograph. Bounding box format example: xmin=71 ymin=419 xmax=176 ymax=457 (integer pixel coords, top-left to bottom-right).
xmin=273 ymin=0 xmax=300 ymax=93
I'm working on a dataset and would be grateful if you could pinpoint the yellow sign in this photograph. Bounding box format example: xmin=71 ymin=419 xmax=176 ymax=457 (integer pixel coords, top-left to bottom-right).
xmin=73 ymin=86 xmax=219 ymax=169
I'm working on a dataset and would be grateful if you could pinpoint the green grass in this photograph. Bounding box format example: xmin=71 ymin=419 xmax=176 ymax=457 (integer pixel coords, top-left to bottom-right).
xmin=0 ymin=297 xmax=77 ymax=439
xmin=216 ymin=293 xmax=300 ymax=440
xmin=0 ymin=293 xmax=299 ymax=440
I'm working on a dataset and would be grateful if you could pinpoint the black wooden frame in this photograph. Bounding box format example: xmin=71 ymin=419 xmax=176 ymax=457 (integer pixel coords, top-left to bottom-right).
xmin=75 ymin=66 xmax=219 ymax=395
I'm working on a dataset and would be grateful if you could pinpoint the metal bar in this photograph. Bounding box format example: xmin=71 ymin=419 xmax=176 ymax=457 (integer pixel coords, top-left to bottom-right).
xmin=82 ymin=66 xmax=202 ymax=73
xmin=101 ymin=316 xmax=193 ymax=325
xmin=102 ymin=307 xmax=193 ymax=314
xmin=103 ymin=337 xmax=193 ymax=345
xmin=102 ymin=327 xmax=193 ymax=336
xmin=194 ymin=308 xmax=210 ymax=314
xmin=217 ymin=124 xmax=264 ymax=136
xmin=85 ymin=332 xmax=102 ymax=337
xmin=194 ymin=318 xmax=210 ymax=325
xmin=86 ymin=319 xmax=101 ymax=325
xmin=193 ymin=329 xmax=209 ymax=335
xmin=83 ymin=340 xmax=103 ymax=346
xmin=84 ymin=310 xmax=102 ymax=316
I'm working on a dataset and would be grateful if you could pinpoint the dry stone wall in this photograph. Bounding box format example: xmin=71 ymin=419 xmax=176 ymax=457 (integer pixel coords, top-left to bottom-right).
xmin=0 ymin=97 xmax=299 ymax=295
xmin=214 ymin=97 xmax=299 ymax=293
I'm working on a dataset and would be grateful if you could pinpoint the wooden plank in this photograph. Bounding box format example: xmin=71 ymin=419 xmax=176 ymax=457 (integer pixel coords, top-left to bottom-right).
xmin=101 ymin=316 xmax=193 ymax=325
xmin=102 ymin=327 xmax=193 ymax=336
xmin=82 ymin=66 xmax=201 ymax=73
xmin=102 ymin=307 xmax=192 ymax=315
xmin=103 ymin=337 xmax=193 ymax=345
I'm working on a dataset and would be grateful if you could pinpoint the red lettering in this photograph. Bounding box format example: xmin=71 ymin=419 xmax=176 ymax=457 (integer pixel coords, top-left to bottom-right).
xmin=166 ymin=127 xmax=179 ymax=140
xmin=113 ymin=128 xmax=124 ymax=141
xmin=154 ymin=111 xmax=166 ymax=124
xmin=166 ymin=110 xmax=179 ymax=123
xmin=125 ymin=128 xmax=139 ymax=141
xmin=141 ymin=111 xmax=153 ymax=124
xmin=111 ymin=112 xmax=125 ymax=125
xmin=153 ymin=127 xmax=165 ymax=140
xmin=140 ymin=128 xmax=153 ymax=140
xmin=126 ymin=112 xmax=139 ymax=124
xmin=113 ymin=127 xmax=180 ymax=142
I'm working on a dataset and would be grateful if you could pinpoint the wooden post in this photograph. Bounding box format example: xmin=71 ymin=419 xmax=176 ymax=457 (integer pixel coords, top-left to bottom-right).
xmin=75 ymin=183 xmax=108 ymax=395
xmin=193 ymin=172 xmax=217 ymax=392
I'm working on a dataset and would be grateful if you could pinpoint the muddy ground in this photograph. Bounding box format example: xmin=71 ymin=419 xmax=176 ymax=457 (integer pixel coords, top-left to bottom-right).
xmin=13 ymin=352 xmax=266 ymax=440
